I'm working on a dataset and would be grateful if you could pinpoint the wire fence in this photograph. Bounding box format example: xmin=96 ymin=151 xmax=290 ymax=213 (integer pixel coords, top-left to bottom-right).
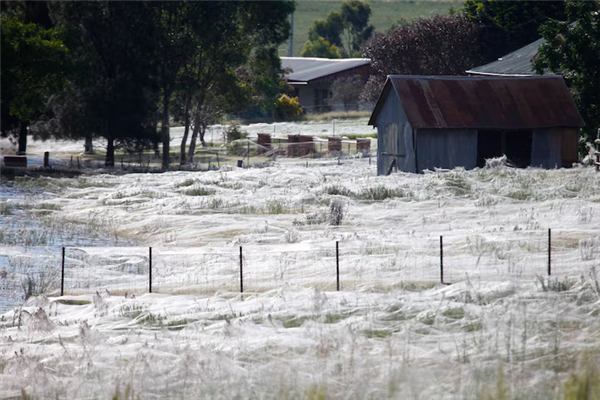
xmin=1 ymin=229 xmax=598 ymax=312
xmin=18 ymin=138 xmax=375 ymax=176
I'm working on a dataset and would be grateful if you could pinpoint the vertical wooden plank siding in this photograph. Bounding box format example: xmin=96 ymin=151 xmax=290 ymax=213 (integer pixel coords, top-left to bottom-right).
xmin=532 ymin=128 xmax=562 ymax=168
xmin=416 ymin=129 xmax=477 ymax=172
xmin=376 ymin=90 xmax=415 ymax=174
xmin=561 ymin=128 xmax=579 ymax=167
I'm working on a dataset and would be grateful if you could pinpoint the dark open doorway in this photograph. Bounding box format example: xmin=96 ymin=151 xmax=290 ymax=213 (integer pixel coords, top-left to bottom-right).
xmin=477 ymin=130 xmax=533 ymax=168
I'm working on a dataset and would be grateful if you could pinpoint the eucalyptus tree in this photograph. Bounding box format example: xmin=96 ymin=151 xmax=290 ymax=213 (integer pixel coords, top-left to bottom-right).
xmin=534 ymin=1 xmax=600 ymax=149
xmin=0 ymin=12 xmax=69 ymax=154
xmin=173 ymin=1 xmax=295 ymax=166
xmin=47 ymin=1 xmax=160 ymax=166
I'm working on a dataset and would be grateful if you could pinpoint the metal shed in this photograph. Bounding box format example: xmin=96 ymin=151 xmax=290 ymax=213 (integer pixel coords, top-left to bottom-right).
xmin=368 ymin=75 xmax=584 ymax=175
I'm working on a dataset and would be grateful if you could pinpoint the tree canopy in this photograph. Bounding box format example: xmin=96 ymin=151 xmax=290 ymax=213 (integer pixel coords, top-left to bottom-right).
xmin=301 ymin=36 xmax=342 ymax=58
xmin=0 ymin=1 xmax=295 ymax=167
xmin=0 ymin=14 xmax=69 ymax=153
xmin=463 ymin=0 xmax=567 ymax=61
xmin=533 ymin=1 xmax=600 ymax=147
xmin=303 ymin=0 xmax=374 ymax=58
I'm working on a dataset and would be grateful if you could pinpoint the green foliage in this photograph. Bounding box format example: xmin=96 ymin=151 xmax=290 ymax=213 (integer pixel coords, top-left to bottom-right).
xmin=301 ymin=36 xmax=341 ymax=58
xmin=340 ymin=0 xmax=375 ymax=57
xmin=275 ymin=95 xmax=303 ymax=120
xmin=303 ymin=0 xmax=374 ymax=58
xmin=224 ymin=125 xmax=248 ymax=143
xmin=0 ymin=15 xmax=69 ymax=140
xmin=285 ymin=1 xmax=458 ymax=57
xmin=308 ymin=11 xmax=344 ymax=46
xmin=562 ymin=354 xmax=600 ymax=400
xmin=462 ymin=0 xmax=567 ymax=61
xmin=184 ymin=186 xmax=216 ymax=197
xmin=238 ymin=47 xmax=291 ymax=118
xmin=534 ymin=1 xmax=600 ymax=148
xmin=172 ymin=2 xmax=295 ymax=165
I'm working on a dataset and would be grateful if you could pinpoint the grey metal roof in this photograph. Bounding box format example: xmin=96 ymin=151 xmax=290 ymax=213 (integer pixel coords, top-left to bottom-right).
xmin=281 ymin=57 xmax=370 ymax=83
xmin=466 ymin=38 xmax=552 ymax=76
xmin=369 ymin=75 xmax=584 ymax=129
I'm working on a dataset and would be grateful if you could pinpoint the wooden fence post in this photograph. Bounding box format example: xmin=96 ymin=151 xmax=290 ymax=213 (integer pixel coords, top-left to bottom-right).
xmin=440 ymin=236 xmax=444 ymax=284
xmin=239 ymin=246 xmax=243 ymax=294
xmin=336 ymin=241 xmax=340 ymax=291
xmin=548 ymin=229 xmax=552 ymax=276
xmin=61 ymin=247 xmax=65 ymax=296
xmin=149 ymin=247 xmax=152 ymax=293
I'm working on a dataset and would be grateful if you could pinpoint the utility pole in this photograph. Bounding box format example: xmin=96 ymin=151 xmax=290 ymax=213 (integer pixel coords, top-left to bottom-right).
xmin=288 ymin=12 xmax=294 ymax=57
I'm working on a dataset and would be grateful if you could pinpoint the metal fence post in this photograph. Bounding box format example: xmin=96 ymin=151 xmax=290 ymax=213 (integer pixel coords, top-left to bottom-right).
xmin=61 ymin=247 xmax=65 ymax=296
xmin=336 ymin=241 xmax=340 ymax=291
xmin=149 ymin=247 xmax=152 ymax=293
xmin=440 ymin=236 xmax=444 ymax=284
xmin=239 ymin=246 xmax=243 ymax=294
xmin=548 ymin=229 xmax=552 ymax=276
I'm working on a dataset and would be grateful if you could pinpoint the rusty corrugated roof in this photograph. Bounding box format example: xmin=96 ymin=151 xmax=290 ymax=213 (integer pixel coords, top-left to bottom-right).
xmin=369 ymin=75 xmax=584 ymax=129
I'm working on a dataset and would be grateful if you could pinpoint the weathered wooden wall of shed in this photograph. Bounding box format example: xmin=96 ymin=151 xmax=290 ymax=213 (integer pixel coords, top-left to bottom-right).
xmin=416 ymin=129 xmax=477 ymax=172
xmin=531 ymin=128 xmax=562 ymax=168
xmin=560 ymin=128 xmax=579 ymax=167
xmin=376 ymin=91 xmax=415 ymax=175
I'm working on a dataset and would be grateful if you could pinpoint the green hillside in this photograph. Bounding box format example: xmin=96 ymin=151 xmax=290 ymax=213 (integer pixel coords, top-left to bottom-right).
xmin=278 ymin=0 xmax=462 ymax=57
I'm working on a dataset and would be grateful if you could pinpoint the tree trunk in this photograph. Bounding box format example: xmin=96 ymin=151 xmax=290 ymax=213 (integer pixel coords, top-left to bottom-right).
xmin=161 ymin=92 xmax=171 ymax=169
xmin=105 ymin=137 xmax=115 ymax=167
xmin=153 ymin=139 xmax=160 ymax=158
xmin=17 ymin=121 xmax=28 ymax=155
xmin=84 ymin=133 xmax=94 ymax=154
xmin=199 ymin=123 xmax=207 ymax=147
xmin=187 ymin=114 xmax=201 ymax=164
xmin=179 ymin=95 xmax=192 ymax=165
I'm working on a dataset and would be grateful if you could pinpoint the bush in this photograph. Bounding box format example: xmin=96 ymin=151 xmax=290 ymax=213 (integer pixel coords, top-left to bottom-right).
xmin=225 ymin=125 xmax=248 ymax=143
xmin=275 ymin=94 xmax=303 ymax=121
xmin=328 ymin=199 xmax=345 ymax=226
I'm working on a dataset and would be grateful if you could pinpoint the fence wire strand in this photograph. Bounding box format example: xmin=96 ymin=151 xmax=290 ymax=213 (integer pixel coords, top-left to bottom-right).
xmin=1 ymin=229 xmax=598 ymax=312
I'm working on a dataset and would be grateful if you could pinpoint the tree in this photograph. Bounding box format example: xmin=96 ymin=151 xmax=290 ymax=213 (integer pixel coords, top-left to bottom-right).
xmin=533 ymin=1 xmax=600 ymax=149
xmin=174 ymin=1 xmax=295 ymax=165
xmin=340 ymin=0 xmax=375 ymax=57
xmin=362 ymin=14 xmax=486 ymax=102
xmin=236 ymin=47 xmax=292 ymax=120
xmin=302 ymin=0 xmax=374 ymax=58
xmin=463 ymin=0 xmax=567 ymax=61
xmin=364 ymin=14 xmax=485 ymax=76
xmin=301 ymin=36 xmax=342 ymax=58
xmin=308 ymin=11 xmax=344 ymax=47
xmin=331 ymin=75 xmax=363 ymax=111
xmin=0 ymin=15 xmax=69 ymax=154
xmin=46 ymin=1 xmax=160 ymax=166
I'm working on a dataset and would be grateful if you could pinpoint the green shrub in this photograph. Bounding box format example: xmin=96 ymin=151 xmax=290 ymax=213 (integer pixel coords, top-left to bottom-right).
xmin=225 ymin=125 xmax=248 ymax=143
xmin=275 ymin=94 xmax=303 ymax=120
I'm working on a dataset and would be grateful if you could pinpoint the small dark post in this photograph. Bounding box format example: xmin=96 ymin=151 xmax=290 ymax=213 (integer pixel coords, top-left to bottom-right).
xmin=216 ymin=152 xmax=220 ymax=168
xmin=61 ymin=247 xmax=65 ymax=296
xmin=43 ymin=152 xmax=50 ymax=168
xmin=440 ymin=235 xmax=444 ymax=284
xmin=239 ymin=246 xmax=243 ymax=294
xmin=548 ymin=228 xmax=551 ymax=276
xmin=149 ymin=247 xmax=153 ymax=293
xmin=336 ymin=241 xmax=340 ymax=291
